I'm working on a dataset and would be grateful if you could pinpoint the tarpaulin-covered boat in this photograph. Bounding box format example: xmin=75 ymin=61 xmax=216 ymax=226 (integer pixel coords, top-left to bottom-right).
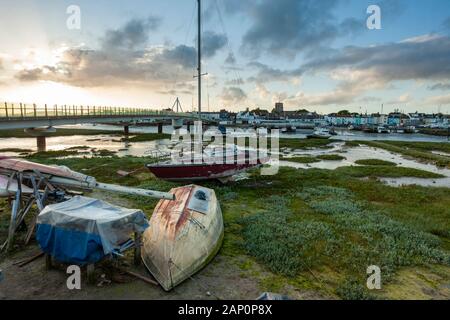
xmin=141 ymin=185 xmax=224 ymax=291
xmin=36 ymin=196 xmax=149 ymax=265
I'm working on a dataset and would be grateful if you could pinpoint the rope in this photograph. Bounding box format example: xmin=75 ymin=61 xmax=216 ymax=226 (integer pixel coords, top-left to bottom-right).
xmin=214 ymin=0 xmax=243 ymax=85
xmin=166 ymin=3 xmax=197 ymax=108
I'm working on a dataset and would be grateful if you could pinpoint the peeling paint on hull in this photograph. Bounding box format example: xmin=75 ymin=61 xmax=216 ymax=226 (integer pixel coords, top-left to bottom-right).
xmin=141 ymin=185 xmax=224 ymax=291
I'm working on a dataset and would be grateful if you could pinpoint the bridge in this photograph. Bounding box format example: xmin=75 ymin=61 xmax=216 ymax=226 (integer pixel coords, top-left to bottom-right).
xmin=0 ymin=102 xmax=210 ymax=151
xmin=0 ymin=103 xmax=205 ymax=130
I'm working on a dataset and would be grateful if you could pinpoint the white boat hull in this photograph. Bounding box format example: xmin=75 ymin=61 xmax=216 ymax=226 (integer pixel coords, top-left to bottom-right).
xmin=0 ymin=175 xmax=34 ymax=197
xmin=141 ymin=185 xmax=224 ymax=291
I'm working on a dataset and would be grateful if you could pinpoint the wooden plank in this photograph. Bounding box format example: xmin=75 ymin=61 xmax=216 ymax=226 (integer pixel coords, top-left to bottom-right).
xmin=134 ymin=232 xmax=142 ymax=266
xmin=6 ymin=177 xmax=21 ymax=252
xmin=24 ymin=213 xmax=38 ymax=245
xmin=16 ymin=252 xmax=44 ymax=268
xmin=122 ymin=269 xmax=159 ymax=286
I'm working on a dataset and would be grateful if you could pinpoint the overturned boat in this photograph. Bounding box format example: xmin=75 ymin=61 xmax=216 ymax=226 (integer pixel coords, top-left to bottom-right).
xmin=141 ymin=185 xmax=224 ymax=291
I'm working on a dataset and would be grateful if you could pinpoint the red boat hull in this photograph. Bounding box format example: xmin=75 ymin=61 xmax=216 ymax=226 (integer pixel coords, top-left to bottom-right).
xmin=146 ymin=160 xmax=267 ymax=182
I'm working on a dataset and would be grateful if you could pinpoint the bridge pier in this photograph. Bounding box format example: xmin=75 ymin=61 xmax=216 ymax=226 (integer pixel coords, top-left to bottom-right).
xmin=172 ymin=118 xmax=183 ymax=130
xmin=24 ymin=127 xmax=56 ymax=152
xmin=157 ymin=123 xmax=163 ymax=134
xmin=36 ymin=136 xmax=46 ymax=152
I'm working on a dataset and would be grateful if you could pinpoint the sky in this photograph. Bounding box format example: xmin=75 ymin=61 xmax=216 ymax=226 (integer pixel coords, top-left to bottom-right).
xmin=0 ymin=0 xmax=450 ymax=114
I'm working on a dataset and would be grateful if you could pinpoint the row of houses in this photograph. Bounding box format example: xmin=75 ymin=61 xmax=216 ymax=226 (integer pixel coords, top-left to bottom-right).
xmin=325 ymin=112 xmax=449 ymax=128
xmin=198 ymin=103 xmax=449 ymax=128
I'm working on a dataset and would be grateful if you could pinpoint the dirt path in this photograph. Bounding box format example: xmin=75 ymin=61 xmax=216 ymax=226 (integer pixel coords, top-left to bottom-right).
xmin=0 ymin=245 xmax=264 ymax=300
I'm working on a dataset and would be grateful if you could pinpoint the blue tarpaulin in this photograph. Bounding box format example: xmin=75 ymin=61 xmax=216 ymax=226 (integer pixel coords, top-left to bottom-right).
xmin=36 ymin=196 xmax=149 ymax=265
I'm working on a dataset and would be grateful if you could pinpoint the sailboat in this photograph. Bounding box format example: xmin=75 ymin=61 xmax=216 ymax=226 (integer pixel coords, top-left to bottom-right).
xmin=146 ymin=1 xmax=268 ymax=182
xmin=141 ymin=0 xmax=225 ymax=291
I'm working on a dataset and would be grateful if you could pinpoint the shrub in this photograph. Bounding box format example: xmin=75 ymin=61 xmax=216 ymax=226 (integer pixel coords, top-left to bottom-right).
xmin=336 ymin=278 xmax=376 ymax=300
xmin=355 ymin=159 xmax=397 ymax=166
xmin=298 ymin=186 xmax=450 ymax=278
xmin=317 ymin=154 xmax=346 ymax=161
xmin=241 ymin=196 xmax=336 ymax=276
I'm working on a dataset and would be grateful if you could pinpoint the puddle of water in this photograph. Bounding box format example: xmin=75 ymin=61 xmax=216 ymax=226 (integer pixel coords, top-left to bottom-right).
xmin=1 ymin=124 xmax=448 ymax=188
xmin=377 ymin=177 xmax=450 ymax=188
xmin=279 ymin=143 xmax=450 ymax=188
xmin=0 ymin=135 xmax=172 ymax=157
xmin=432 ymin=150 xmax=450 ymax=157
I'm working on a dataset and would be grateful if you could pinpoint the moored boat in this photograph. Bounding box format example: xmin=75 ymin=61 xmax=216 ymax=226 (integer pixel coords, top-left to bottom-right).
xmin=146 ymin=144 xmax=269 ymax=182
xmin=141 ymin=184 xmax=224 ymax=291
xmin=307 ymin=128 xmax=332 ymax=139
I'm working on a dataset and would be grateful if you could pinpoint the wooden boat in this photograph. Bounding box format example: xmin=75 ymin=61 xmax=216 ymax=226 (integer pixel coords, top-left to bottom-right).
xmin=0 ymin=174 xmax=33 ymax=197
xmin=141 ymin=185 xmax=224 ymax=291
xmin=0 ymin=157 xmax=174 ymax=200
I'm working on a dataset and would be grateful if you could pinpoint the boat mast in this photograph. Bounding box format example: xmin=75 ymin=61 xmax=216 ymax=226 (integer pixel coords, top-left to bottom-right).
xmin=197 ymin=0 xmax=202 ymax=121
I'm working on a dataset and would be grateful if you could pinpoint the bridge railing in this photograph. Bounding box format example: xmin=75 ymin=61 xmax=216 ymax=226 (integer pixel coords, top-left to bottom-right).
xmin=0 ymin=102 xmax=193 ymax=120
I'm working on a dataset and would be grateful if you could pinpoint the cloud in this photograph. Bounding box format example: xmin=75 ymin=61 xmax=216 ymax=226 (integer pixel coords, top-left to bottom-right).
xmin=15 ymin=44 xmax=197 ymax=89
xmin=224 ymin=53 xmax=236 ymax=65
xmin=444 ymin=17 xmax=450 ymax=31
xmin=302 ymin=34 xmax=450 ymax=83
xmin=202 ymin=31 xmax=227 ymax=58
xmin=12 ymin=17 xmax=231 ymax=93
xmin=425 ymin=94 xmax=450 ymax=106
xmin=240 ymin=0 xmax=342 ymax=58
xmin=428 ymin=83 xmax=450 ymax=91
xmin=219 ymin=87 xmax=247 ymax=105
xmin=101 ymin=16 xmax=161 ymax=50
xmin=255 ymin=83 xmax=270 ymax=99
xmin=13 ymin=16 xmax=200 ymax=93
xmin=387 ymin=93 xmax=413 ymax=104
xmin=247 ymin=62 xmax=302 ymax=84
xmin=277 ymin=34 xmax=450 ymax=107
xmin=357 ymin=96 xmax=382 ymax=103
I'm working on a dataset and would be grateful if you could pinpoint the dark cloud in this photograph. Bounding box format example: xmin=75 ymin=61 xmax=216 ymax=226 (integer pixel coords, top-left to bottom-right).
xmin=13 ymin=15 xmax=199 ymax=91
xmin=224 ymin=53 xmax=236 ymax=65
xmin=339 ymin=17 xmax=365 ymax=37
xmin=163 ymin=45 xmax=196 ymax=69
xmin=233 ymin=0 xmax=407 ymax=59
xmin=444 ymin=17 xmax=450 ymax=31
xmin=15 ymin=44 xmax=197 ymax=89
xmin=428 ymin=83 xmax=450 ymax=91
xmin=301 ymin=35 xmax=450 ymax=82
xmin=220 ymin=87 xmax=247 ymax=105
xmin=102 ymin=16 xmax=161 ymax=50
xmin=282 ymin=34 xmax=450 ymax=107
xmin=247 ymin=62 xmax=302 ymax=83
xmin=240 ymin=0 xmax=341 ymax=58
xmin=16 ymin=68 xmax=44 ymax=81
xmin=202 ymin=31 xmax=227 ymax=58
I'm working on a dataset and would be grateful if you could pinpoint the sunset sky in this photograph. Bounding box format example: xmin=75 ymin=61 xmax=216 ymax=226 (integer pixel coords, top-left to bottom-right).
xmin=0 ymin=0 xmax=450 ymax=113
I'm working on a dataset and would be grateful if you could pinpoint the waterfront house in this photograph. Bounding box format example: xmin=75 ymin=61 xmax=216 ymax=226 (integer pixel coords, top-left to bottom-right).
xmin=387 ymin=112 xmax=410 ymax=126
xmin=236 ymin=110 xmax=261 ymax=125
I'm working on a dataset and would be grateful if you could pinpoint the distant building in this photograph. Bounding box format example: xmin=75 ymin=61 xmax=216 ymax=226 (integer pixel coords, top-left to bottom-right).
xmin=274 ymin=102 xmax=284 ymax=114
xmin=387 ymin=112 xmax=410 ymax=126
xmin=201 ymin=112 xmax=222 ymax=121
